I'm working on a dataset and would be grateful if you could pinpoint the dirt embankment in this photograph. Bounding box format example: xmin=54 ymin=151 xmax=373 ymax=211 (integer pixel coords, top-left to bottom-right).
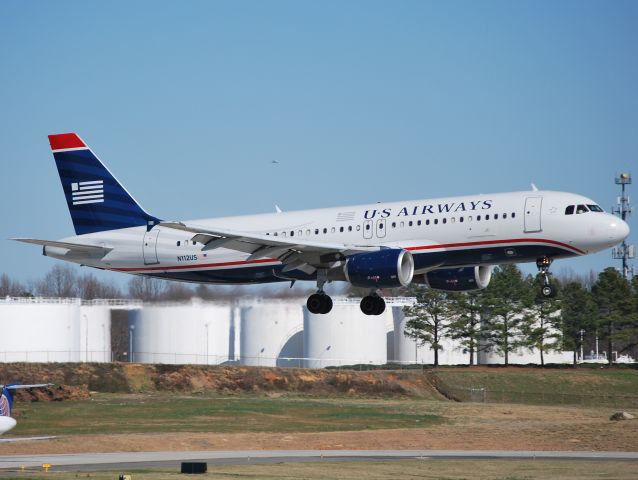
xmin=3 ymin=363 xmax=443 ymax=401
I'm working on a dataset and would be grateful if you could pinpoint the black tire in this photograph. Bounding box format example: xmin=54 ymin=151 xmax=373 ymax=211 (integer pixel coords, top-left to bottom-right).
xmin=360 ymin=295 xmax=378 ymax=315
xmin=307 ymin=293 xmax=324 ymax=314
xmin=541 ymin=284 xmax=556 ymax=298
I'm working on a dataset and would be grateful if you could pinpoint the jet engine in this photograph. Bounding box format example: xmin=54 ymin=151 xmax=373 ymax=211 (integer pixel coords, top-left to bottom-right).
xmin=344 ymin=249 xmax=414 ymax=288
xmin=422 ymin=265 xmax=493 ymax=291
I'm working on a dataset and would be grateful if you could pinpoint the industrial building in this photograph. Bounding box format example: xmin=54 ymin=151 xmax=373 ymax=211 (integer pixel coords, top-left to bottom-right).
xmin=0 ymin=296 xmax=572 ymax=366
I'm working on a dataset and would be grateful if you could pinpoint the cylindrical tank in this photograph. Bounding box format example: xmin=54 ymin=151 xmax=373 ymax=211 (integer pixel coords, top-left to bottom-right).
xmin=79 ymin=305 xmax=112 ymax=362
xmin=129 ymin=300 xmax=232 ymax=364
xmin=0 ymin=298 xmax=81 ymax=362
xmin=304 ymin=299 xmax=388 ymax=368
xmin=239 ymin=301 xmax=304 ymax=367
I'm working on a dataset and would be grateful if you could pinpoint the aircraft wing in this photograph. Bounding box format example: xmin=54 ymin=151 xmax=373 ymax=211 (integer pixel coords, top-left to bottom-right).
xmin=12 ymin=239 xmax=112 ymax=257
xmin=160 ymin=221 xmax=376 ymax=274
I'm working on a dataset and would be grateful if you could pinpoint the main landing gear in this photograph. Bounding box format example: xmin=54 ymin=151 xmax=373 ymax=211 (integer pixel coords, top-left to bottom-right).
xmin=307 ymin=269 xmax=333 ymax=314
xmin=305 ymin=270 xmax=386 ymax=315
xmin=536 ymin=256 xmax=557 ymax=298
xmin=360 ymin=293 xmax=386 ymax=316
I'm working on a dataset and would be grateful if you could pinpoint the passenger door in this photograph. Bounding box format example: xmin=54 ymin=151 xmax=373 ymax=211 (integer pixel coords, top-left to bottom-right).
xmin=524 ymin=196 xmax=542 ymax=233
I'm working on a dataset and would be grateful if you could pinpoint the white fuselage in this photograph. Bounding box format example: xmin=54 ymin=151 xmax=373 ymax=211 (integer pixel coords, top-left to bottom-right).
xmin=46 ymin=190 xmax=629 ymax=284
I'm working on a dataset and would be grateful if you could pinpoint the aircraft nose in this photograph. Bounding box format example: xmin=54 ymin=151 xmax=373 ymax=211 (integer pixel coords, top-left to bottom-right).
xmin=608 ymin=217 xmax=630 ymax=244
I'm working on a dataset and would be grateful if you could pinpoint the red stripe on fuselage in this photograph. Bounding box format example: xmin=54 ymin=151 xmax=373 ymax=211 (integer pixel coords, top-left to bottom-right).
xmin=48 ymin=133 xmax=86 ymax=151
xmin=110 ymin=237 xmax=584 ymax=273
xmin=406 ymin=237 xmax=585 ymax=255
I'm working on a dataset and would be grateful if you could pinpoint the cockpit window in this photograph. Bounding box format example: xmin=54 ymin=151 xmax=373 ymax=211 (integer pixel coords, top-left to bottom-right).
xmin=565 ymin=205 xmax=574 ymax=215
xmin=576 ymin=204 xmax=589 ymax=214
xmin=587 ymin=204 xmax=604 ymax=212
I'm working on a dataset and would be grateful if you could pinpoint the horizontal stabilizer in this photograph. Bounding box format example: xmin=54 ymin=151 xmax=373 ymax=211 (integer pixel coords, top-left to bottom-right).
xmin=12 ymin=238 xmax=112 ymax=257
xmin=1 ymin=384 xmax=54 ymax=390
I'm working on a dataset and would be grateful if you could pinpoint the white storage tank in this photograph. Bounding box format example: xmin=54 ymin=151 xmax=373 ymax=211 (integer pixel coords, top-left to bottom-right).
xmin=304 ymin=298 xmax=388 ymax=368
xmin=0 ymin=298 xmax=81 ymax=362
xmin=79 ymin=304 xmax=112 ymax=362
xmin=239 ymin=301 xmax=304 ymax=367
xmin=129 ymin=300 xmax=233 ymax=364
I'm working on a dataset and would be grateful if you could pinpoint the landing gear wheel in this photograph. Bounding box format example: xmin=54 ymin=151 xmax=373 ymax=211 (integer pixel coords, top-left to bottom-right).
xmin=307 ymin=293 xmax=333 ymax=314
xmin=541 ymin=284 xmax=556 ymax=298
xmin=536 ymin=256 xmax=556 ymax=299
xmin=360 ymin=295 xmax=386 ymax=316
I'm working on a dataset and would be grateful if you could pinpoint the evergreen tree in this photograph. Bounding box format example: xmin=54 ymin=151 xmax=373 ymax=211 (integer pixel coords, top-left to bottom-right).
xmin=447 ymin=290 xmax=489 ymax=365
xmin=481 ymin=265 xmax=534 ymax=365
xmin=560 ymin=281 xmax=597 ymax=365
xmin=591 ymin=268 xmax=637 ymax=363
xmin=403 ymin=285 xmax=450 ymax=366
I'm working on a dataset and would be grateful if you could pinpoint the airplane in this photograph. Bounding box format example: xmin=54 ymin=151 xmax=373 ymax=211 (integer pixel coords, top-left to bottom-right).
xmin=14 ymin=133 xmax=630 ymax=315
xmin=0 ymin=384 xmax=54 ymax=435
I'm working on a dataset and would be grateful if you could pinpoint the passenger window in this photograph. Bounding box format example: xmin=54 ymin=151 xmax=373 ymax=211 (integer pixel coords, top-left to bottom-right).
xmin=434 ymin=219 xmax=439 ymax=225
xmin=348 ymin=226 xmax=353 ymax=232
xmin=426 ymin=219 xmax=430 ymax=225
xmin=323 ymin=228 xmax=327 ymax=234
xmin=417 ymin=220 xmax=421 ymax=226
xmin=282 ymin=232 xmax=286 ymax=237
xmin=379 ymin=223 xmax=384 ymax=229
xmin=315 ymin=229 xmax=319 ymax=235
xmin=392 ymin=222 xmax=396 ymax=228
xmin=400 ymin=221 xmax=404 ymax=227
xmin=274 ymin=232 xmax=278 ymax=236
xmin=565 ymin=205 xmax=574 ymax=215
xmin=460 ymin=217 xmax=464 ymax=223
xmin=485 ymin=215 xmax=490 ymax=220
xmin=331 ymin=227 xmax=336 ymax=233
xmin=290 ymin=231 xmax=294 ymax=237
xmin=503 ymin=213 xmax=507 ymax=219
xmin=512 ymin=212 xmax=516 ymax=218
xmin=494 ymin=214 xmax=498 ymax=220
xmin=298 ymin=230 xmax=302 ymax=236
xmin=451 ymin=217 xmax=455 ymax=223
xmin=306 ymin=229 xmax=311 ymax=236
xmin=576 ymin=205 xmax=588 ymax=214
xmin=339 ymin=226 xmax=344 ymax=232
xmin=356 ymin=225 xmax=361 ymax=231
xmin=408 ymin=221 xmax=413 ymax=227
xmin=477 ymin=215 xmax=481 ymax=221
xmin=442 ymin=218 xmax=447 ymax=224
xmin=177 ymin=241 xmax=181 ymax=246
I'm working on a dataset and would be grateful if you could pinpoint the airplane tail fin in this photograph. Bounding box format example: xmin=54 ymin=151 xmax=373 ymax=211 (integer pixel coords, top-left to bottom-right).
xmin=0 ymin=387 xmax=14 ymax=417
xmin=48 ymin=133 xmax=160 ymax=235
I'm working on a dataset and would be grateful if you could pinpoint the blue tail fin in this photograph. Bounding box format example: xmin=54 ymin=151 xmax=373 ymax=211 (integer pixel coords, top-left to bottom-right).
xmin=49 ymin=133 xmax=160 ymax=235
xmin=0 ymin=387 xmax=13 ymax=417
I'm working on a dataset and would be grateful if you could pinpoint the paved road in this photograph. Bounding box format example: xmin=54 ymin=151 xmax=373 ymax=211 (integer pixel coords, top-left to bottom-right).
xmin=1 ymin=450 xmax=637 ymax=472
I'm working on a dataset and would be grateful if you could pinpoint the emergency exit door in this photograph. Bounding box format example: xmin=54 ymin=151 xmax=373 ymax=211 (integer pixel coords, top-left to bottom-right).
xmin=143 ymin=229 xmax=160 ymax=265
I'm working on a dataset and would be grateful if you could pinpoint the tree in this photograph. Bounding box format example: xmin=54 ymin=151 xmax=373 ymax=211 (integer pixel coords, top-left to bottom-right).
xmin=481 ymin=265 xmax=534 ymax=366
xmin=560 ymin=281 xmax=597 ymax=365
xmin=0 ymin=273 xmax=30 ymax=297
xmin=447 ymin=290 xmax=489 ymax=365
xmin=76 ymin=273 xmax=122 ymax=300
xmin=591 ymin=268 xmax=637 ymax=363
xmin=127 ymin=276 xmax=169 ymax=301
xmin=403 ymin=285 xmax=450 ymax=366
xmin=524 ymin=276 xmax=562 ymax=366
xmin=34 ymin=265 xmax=78 ymax=297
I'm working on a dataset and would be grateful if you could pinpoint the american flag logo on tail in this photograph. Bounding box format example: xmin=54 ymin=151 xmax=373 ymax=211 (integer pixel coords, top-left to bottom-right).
xmin=71 ymin=180 xmax=104 ymax=205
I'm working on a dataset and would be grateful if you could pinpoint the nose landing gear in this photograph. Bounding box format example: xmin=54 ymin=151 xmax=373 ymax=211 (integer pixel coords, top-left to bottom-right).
xmin=536 ymin=256 xmax=557 ymax=298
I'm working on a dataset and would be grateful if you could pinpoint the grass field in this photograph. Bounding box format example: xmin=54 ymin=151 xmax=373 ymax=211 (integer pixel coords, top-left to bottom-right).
xmin=11 ymin=394 xmax=442 ymax=436
xmin=3 ymin=460 xmax=638 ymax=480
xmin=433 ymin=367 xmax=638 ymax=407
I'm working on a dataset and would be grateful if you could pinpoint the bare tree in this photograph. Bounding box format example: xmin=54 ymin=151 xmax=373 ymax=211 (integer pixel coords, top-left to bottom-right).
xmin=127 ymin=275 xmax=168 ymax=301
xmin=34 ymin=265 xmax=78 ymax=297
xmin=0 ymin=273 xmax=29 ymax=297
xmin=77 ymin=273 xmax=122 ymax=299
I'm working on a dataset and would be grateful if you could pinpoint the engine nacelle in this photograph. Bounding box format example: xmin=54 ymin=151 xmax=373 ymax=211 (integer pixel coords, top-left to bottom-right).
xmin=423 ymin=265 xmax=493 ymax=292
xmin=344 ymin=249 xmax=414 ymax=288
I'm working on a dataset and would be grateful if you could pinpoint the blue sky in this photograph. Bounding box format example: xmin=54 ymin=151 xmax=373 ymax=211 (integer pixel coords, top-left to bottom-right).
xmin=1 ymin=0 xmax=636 ymax=288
